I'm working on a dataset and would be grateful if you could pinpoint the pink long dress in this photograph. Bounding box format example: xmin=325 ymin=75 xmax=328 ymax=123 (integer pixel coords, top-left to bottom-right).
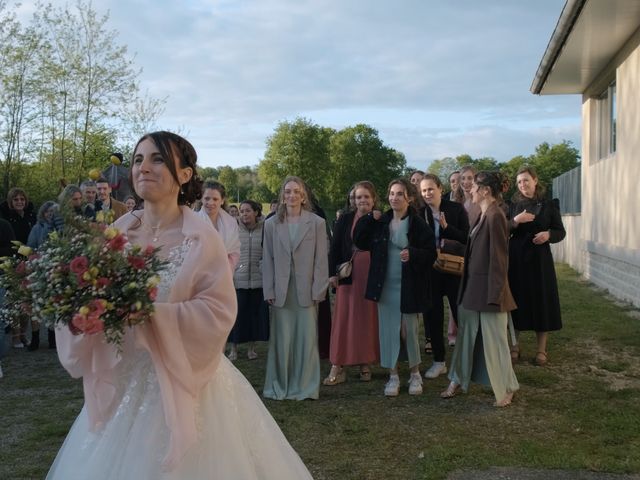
xmin=329 ymin=215 xmax=379 ymax=366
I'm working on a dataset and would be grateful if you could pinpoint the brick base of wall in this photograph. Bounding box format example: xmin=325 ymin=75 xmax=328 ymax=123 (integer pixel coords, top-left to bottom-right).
xmin=584 ymin=250 xmax=640 ymax=309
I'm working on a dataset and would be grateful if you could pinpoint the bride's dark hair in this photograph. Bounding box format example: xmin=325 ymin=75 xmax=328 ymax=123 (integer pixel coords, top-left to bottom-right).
xmin=130 ymin=131 xmax=203 ymax=206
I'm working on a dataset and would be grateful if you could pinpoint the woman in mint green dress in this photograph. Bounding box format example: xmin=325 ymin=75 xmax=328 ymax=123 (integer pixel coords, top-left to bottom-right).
xmin=262 ymin=176 xmax=329 ymax=400
xmin=354 ymin=178 xmax=436 ymax=397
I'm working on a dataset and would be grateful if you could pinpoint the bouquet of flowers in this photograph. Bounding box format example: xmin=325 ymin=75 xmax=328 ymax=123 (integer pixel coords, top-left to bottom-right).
xmin=0 ymin=210 xmax=167 ymax=348
xmin=0 ymin=243 xmax=34 ymax=329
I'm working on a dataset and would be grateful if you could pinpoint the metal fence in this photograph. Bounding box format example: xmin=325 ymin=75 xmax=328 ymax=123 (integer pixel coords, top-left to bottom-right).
xmin=552 ymin=166 xmax=581 ymax=214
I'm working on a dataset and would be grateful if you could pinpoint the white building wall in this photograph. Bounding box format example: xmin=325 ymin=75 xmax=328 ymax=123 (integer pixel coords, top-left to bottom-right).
xmin=574 ymin=40 xmax=640 ymax=308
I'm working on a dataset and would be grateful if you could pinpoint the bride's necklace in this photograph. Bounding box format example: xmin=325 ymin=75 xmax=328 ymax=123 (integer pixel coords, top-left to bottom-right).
xmin=148 ymin=224 xmax=164 ymax=243
xmin=145 ymin=218 xmax=177 ymax=243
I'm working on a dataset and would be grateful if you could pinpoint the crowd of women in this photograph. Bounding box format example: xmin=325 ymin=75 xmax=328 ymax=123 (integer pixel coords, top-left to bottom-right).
xmin=0 ymin=131 xmax=568 ymax=477
xmin=0 ymin=155 xmax=565 ymax=410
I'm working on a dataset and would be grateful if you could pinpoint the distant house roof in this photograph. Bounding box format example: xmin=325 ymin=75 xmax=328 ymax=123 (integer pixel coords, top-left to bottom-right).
xmin=531 ymin=0 xmax=640 ymax=95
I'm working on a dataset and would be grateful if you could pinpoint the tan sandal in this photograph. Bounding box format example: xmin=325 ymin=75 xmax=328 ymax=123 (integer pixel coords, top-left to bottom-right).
xmin=440 ymin=382 xmax=460 ymax=399
xmin=359 ymin=368 xmax=372 ymax=382
xmin=534 ymin=351 xmax=548 ymax=366
xmin=323 ymin=366 xmax=346 ymax=386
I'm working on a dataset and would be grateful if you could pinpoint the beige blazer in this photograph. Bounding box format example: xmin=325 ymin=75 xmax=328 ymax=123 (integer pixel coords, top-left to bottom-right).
xmin=262 ymin=209 xmax=329 ymax=308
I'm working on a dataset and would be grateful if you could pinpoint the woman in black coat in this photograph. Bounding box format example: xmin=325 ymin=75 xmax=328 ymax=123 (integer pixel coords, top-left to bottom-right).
xmin=0 ymin=188 xmax=37 ymax=245
xmin=353 ymin=178 xmax=436 ymax=397
xmin=419 ymin=174 xmax=469 ymax=380
xmin=508 ymin=165 xmax=565 ymax=366
xmin=0 ymin=188 xmax=36 ymax=348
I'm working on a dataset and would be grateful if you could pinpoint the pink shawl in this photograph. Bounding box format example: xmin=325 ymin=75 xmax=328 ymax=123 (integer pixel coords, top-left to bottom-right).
xmin=55 ymin=206 xmax=237 ymax=470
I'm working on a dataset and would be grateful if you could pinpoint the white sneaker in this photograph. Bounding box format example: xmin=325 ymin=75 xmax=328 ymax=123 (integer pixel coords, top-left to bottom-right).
xmin=384 ymin=375 xmax=400 ymax=397
xmin=227 ymin=350 xmax=237 ymax=361
xmin=408 ymin=373 xmax=423 ymax=395
xmin=424 ymin=362 xmax=447 ymax=379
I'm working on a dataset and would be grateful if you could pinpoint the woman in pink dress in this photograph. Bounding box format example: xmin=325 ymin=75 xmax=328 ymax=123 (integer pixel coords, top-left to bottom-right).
xmin=323 ymin=181 xmax=380 ymax=385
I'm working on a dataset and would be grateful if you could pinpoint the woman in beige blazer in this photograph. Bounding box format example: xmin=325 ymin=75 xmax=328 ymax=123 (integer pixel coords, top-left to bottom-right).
xmin=441 ymin=171 xmax=519 ymax=407
xmin=262 ymin=175 xmax=329 ymax=400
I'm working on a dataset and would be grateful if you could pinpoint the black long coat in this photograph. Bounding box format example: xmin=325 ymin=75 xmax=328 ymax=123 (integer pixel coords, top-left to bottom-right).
xmin=0 ymin=201 xmax=36 ymax=244
xmin=421 ymin=198 xmax=470 ymax=245
xmin=329 ymin=211 xmax=357 ymax=286
xmin=508 ymin=197 xmax=565 ymax=332
xmin=353 ymin=209 xmax=436 ymax=313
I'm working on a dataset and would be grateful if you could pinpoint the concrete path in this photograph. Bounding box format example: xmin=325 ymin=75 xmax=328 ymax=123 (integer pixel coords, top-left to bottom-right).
xmin=447 ymin=467 xmax=640 ymax=480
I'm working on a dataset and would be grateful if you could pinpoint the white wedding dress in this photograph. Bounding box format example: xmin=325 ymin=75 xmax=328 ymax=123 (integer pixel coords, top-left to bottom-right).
xmin=46 ymin=244 xmax=313 ymax=480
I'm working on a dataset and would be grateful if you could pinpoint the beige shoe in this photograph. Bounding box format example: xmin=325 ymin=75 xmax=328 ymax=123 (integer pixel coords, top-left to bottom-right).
xmin=323 ymin=366 xmax=346 ymax=386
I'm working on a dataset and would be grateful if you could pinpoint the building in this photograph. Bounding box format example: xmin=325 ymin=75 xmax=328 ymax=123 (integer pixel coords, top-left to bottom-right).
xmin=531 ymin=0 xmax=640 ymax=307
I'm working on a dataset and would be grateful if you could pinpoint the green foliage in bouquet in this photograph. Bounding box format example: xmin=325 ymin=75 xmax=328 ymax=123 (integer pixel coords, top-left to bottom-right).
xmin=0 ymin=210 xmax=168 ymax=348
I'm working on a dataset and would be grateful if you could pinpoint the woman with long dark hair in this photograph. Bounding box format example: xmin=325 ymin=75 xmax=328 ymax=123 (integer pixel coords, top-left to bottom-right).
xmin=419 ymin=174 xmax=469 ymax=379
xmin=228 ymin=200 xmax=269 ymax=361
xmin=47 ymin=132 xmax=314 ymax=479
xmin=354 ymin=178 xmax=436 ymax=396
xmin=442 ymin=171 xmax=519 ymax=407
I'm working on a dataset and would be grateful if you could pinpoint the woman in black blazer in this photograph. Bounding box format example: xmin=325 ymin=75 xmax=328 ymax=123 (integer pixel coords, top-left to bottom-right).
xmin=419 ymin=174 xmax=469 ymax=379
xmin=353 ymin=178 xmax=436 ymax=397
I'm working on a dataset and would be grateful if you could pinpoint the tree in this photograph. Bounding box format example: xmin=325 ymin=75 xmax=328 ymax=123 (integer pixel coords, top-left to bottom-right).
xmin=0 ymin=9 xmax=41 ymax=193
xmin=528 ymin=141 xmax=580 ymax=192
xmin=217 ymin=165 xmax=239 ymax=202
xmin=427 ymin=156 xmax=458 ymax=183
xmin=34 ymin=1 xmax=138 ymax=177
xmin=258 ymin=118 xmax=334 ymax=204
xmin=0 ymin=0 xmax=164 ymax=200
xmin=328 ymin=124 xmax=406 ymax=210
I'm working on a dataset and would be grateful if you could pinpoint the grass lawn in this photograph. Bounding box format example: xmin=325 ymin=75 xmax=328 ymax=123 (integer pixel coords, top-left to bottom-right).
xmin=1 ymin=264 xmax=639 ymax=479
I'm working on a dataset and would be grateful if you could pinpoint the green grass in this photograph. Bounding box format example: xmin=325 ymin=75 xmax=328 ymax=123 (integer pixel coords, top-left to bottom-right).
xmin=1 ymin=263 xmax=640 ymax=479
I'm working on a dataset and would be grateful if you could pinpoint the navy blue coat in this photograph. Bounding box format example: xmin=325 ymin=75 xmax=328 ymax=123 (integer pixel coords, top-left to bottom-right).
xmin=353 ymin=209 xmax=436 ymax=313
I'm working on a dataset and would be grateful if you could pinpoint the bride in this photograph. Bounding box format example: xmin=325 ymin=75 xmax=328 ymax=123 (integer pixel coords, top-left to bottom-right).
xmin=46 ymin=131 xmax=313 ymax=479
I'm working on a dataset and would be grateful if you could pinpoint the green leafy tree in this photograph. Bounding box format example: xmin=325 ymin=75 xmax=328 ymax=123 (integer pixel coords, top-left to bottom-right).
xmin=258 ymin=118 xmax=334 ymax=204
xmin=427 ymin=156 xmax=458 ymax=184
xmin=528 ymin=141 xmax=580 ymax=191
xmin=217 ymin=165 xmax=239 ymax=203
xmin=328 ymin=124 xmax=406 ymax=210
xmin=0 ymin=0 xmax=164 ymax=201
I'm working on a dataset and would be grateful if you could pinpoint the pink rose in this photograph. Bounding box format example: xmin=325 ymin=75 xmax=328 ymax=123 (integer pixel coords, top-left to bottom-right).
xmin=107 ymin=234 xmax=127 ymax=251
xmin=96 ymin=277 xmax=111 ymax=289
xmin=15 ymin=261 xmax=26 ymax=275
xmin=71 ymin=313 xmax=104 ymax=335
xmin=148 ymin=286 xmax=158 ymax=301
xmin=69 ymin=256 xmax=89 ymax=274
xmin=144 ymin=245 xmax=156 ymax=256
xmin=90 ymin=299 xmax=107 ymax=316
xmin=127 ymin=255 xmax=146 ymax=270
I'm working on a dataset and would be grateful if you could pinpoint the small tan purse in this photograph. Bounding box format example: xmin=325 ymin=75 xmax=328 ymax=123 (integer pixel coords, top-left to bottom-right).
xmin=336 ymin=258 xmax=353 ymax=279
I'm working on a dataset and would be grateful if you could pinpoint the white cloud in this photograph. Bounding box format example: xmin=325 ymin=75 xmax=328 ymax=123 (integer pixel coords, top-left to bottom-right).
xmin=18 ymin=0 xmax=580 ymax=169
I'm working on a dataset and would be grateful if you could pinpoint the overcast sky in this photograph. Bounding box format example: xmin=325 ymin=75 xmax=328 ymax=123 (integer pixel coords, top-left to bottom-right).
xmin=20 ymin=0 xmax=582 ymax=170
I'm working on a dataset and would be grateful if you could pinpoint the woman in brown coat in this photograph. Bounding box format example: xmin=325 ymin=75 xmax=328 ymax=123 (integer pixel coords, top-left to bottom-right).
xmin=441 ymin=171 xmax=519 ymax=407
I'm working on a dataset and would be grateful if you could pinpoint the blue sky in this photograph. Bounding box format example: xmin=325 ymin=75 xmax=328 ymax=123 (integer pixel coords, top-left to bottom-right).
xmin=21 ymin=0 xmax=581 ymax=170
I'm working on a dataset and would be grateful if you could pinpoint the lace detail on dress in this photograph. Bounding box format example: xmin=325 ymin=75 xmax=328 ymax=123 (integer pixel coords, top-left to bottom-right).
xmin=157 ymin=239 xmax=192 ymax=302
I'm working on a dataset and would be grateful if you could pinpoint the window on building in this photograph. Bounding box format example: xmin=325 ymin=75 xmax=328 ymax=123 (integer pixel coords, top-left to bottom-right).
xmin=596 ymin=80 xmax=617 ymax=160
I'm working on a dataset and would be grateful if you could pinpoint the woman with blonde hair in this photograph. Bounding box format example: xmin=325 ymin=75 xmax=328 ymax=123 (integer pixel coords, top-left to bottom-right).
xmin=262 ymin=175 xmax=329 ymax=400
